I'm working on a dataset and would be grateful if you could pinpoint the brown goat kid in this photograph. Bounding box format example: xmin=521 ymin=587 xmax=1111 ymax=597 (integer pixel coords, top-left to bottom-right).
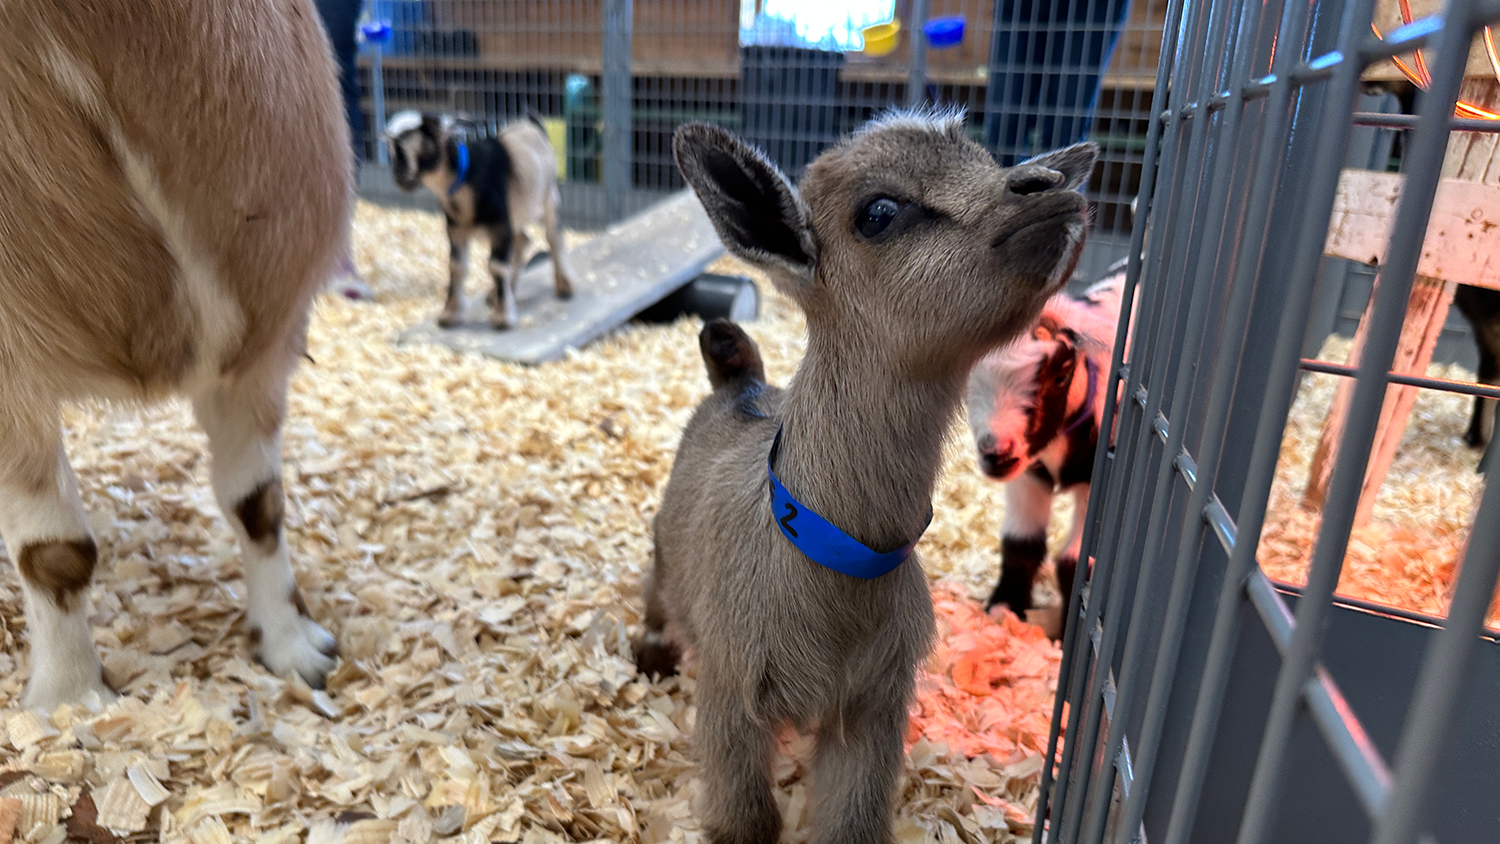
xmin=637 ymin=113 xmax=1096 ymax=844
xmin=0 ymin=0 xmax=350 ymax=709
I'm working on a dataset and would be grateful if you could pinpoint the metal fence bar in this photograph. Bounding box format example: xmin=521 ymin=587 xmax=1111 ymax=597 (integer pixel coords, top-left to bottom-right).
xmin=1156 ymin=0 xmax=1381 ymax=839
xmin=1299 ymin=360 xmax=1500 ymax=399
xmin=1034 ymin=3 xmax=1186 ymax=834
xmin=601 ymin=0 xmax=632 ymax=224
xmin=1103 ymin=0 xmax=1284 ymax=836
xmin=1231 ymin=0 xmax=1474 ymax=839
xmin=907 ymin=0 xmax=931 ymax=108
xmin=1059 ymin=0 xmax=1212 ymax=825
xmin=1073 ymin=1 xmax=1244 ymax=841
xmin=1053 ymin=6 xmax=1208 ymax=834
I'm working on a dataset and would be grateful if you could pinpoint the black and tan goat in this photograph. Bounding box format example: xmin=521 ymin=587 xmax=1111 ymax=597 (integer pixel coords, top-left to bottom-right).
xmin=0 ymin=0 xmax=349 ymax=709
xmin=635 ymin=113 xmax=1096 ymax=844
xmin=385 ymin=110 xmax=575 ymax=329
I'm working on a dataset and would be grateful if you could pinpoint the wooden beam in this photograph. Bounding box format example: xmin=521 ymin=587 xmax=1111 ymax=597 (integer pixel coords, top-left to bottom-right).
xmin=1326 ymin=169 xmax=1500 ymax=292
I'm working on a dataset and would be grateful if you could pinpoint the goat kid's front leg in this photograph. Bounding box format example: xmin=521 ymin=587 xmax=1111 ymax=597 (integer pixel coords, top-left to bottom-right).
xmin=697 ymin=668 xmax=781 ymax=844
xmin=439 ymin=222 xmax=472 ymax=328
xmin=808 ymin=683 xmax=911 ymax=844
xmin=987 ymin=469 xmax=1053 ymax=616
xmin=487 ymin=224 xmax=522 ymax=329
xmin=0 ymin=409 xmax=113 ymax=710
xmin=544 ymin=182 xmax=576 ymax=299
xmin=193 ymin=377 xmax=337 ymax=688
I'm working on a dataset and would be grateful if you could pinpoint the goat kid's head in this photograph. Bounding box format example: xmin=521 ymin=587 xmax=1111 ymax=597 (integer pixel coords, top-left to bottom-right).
xmin=967 ymin=316 xmax=1088 ymax=481
xmin=385 ymin=110 xmax=456 ymax=192
xmin=673 ymin=111 xmax=1097 ymax=372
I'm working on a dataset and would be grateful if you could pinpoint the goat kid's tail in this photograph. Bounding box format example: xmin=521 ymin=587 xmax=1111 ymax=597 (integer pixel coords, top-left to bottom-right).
xmin=699 ymin=319 xmax=765 ymax=389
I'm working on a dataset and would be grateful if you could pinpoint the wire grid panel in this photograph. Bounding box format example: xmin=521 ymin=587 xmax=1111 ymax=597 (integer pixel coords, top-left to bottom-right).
xmin=351 ymin=0 xmax=1169 ymax=262
xmin=1038 ymin=0 xmax=1500 ymax=843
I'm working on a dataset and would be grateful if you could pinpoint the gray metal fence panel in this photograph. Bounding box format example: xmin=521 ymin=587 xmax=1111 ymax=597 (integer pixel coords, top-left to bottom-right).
xmin=1039 ymin=0 xmax=1500 ymax=842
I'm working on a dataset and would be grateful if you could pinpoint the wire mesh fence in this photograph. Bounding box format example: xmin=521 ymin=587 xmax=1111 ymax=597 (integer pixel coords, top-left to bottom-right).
xmin=345 ymin=0 xmax=1171 ymax=277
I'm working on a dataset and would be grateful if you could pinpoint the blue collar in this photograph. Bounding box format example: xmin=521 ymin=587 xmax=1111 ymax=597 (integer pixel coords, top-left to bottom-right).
xmin=449 ymin=140 xmax=470 ymax=196
xmin=766 ymin=428 xmax=929 ymax=579
xmin=1061 ymin=357 xmax=1100 ymax=436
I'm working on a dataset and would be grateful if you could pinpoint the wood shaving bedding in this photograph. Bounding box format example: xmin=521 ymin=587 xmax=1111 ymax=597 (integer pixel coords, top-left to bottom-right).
xmin=0 ymin=201 xmax=1479 ymax=843
xmin=1259 ymin=335 xmax=1494 ymax=627
xmin=0 ymin=201 xmax=1066 ymax=843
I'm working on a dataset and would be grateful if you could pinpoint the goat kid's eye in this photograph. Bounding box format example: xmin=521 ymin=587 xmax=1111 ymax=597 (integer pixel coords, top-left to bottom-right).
xmin=856 ymin=197 xmax=902 ymax=238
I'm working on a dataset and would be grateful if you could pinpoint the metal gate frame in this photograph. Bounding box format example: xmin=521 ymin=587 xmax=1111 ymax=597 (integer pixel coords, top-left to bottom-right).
xmin=1038 ymin=0 xmax=1500 ymax=842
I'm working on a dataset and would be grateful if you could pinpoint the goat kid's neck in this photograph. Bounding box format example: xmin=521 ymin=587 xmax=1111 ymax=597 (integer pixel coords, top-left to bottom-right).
xmin=774 ymin=336 xmax=964 ymax=559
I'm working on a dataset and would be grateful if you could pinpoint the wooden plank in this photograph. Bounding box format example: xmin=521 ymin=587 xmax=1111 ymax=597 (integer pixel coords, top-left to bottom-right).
xmin=1302 ymin=275 xmax=1456 ymax=526
xmin=1325 ymin=170 xmax=1500 ymax=292
xmin=397 ymin=190 xmax=725 ymax=365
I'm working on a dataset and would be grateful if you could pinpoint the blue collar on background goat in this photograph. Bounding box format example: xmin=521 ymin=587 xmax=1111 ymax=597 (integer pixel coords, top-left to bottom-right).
xmin=766 ymin=427 xmax=930 ymax=579
xmin=1061 ymin=357 xmax=1100 ymax=436
xmin=449 ymin=140 xmax=470 ymax=196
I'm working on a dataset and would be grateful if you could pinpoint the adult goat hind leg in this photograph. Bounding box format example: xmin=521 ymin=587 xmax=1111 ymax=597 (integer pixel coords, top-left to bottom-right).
xmin=193 ymin=372 xmax=336 ymax=687
xmin=808 ymin=682 xmax=910 ymax=844
xmin=0 ymin=405 xmax=113 ymax=710
xmin=1467 ymin=343 xmax=1496 ymax=448
xmin=697 ymin=667 xmax=781 ymax=844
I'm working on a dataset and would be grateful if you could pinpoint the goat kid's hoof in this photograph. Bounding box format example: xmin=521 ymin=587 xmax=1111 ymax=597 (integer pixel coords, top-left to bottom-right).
xmin=631 ymin=632 xmax=682 ymax=680
xmin=554 ymin=279 xmax=575 ymax=300
xmin=254 ymin=614 xmax=339 ymax=689
xmin=437 ymin=309 xmax=462 ymax=329
xmin=490 ymin=309 xmax=517 ymax=331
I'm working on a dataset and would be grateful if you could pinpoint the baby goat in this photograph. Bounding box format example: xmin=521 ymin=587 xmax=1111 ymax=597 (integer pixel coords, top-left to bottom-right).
xmin=966 ymin=266 xmax=1127 ymax=639
xmin=385 ymin=110 xmax=575 ymax=329
xmin=0 ymin=0 xmax=348 ymax=709
xmin=636 ymin=113 xmax=1096 ymax=844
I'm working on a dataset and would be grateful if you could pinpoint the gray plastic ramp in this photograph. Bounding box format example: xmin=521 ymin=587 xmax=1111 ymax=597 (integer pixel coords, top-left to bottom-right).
xmin=398 ymin=189 xmax=725 ymax=365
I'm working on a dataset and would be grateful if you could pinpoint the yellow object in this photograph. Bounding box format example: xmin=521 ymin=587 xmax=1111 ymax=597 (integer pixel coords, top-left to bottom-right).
xmin=544 ymin=117 xmax=568 ymax=179
xmin=861 ymin=21 xmax=900 ymax=57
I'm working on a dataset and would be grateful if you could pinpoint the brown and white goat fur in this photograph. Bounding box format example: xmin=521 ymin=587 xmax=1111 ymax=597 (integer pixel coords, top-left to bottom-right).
xmin=635 ymin=113 xmax=1096 ymax=844
xmin=0 ymin=0 xmax=349 ymax=710
xmin=966 ymin=265 xmax=1127 ymax=639
xmin=385 ymin=110 xmax=575 ymax=329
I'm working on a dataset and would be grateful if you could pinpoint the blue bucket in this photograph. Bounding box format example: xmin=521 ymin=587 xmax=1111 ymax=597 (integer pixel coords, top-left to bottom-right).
xmin=923 ymin=16 xmax=966 ymax=49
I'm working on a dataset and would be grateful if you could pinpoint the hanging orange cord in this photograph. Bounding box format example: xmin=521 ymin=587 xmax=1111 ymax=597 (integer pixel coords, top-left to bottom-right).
xmin=1371 ymin=4 xmax=1500 ymax=119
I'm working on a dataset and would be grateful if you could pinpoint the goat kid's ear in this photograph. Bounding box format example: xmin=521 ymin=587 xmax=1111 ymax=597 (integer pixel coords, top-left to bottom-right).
xmin=1019 ymin=141 xmax=1099 ymax=191
xmin=673 ymin=123 xmax=817 ymax=286
xmin=420 ymin=112 xmax=444 ymax=138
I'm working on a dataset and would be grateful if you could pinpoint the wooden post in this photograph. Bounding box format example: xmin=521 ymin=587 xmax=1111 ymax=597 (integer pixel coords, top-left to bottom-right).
xmin=1307 ymin=78 xmax=1500 ymax=526
xmin=1302 ymin=274 xmax=1457 ymax=521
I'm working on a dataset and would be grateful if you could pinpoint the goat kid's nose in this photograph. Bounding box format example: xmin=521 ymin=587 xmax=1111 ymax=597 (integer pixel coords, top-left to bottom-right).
xmin=977 ymin=433 xmax=997 ymax=453
xmin=979 ymin=450 xmax=1020 ymax=479
xmin=1007 ymin=165 xmax=1066 ymax=196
